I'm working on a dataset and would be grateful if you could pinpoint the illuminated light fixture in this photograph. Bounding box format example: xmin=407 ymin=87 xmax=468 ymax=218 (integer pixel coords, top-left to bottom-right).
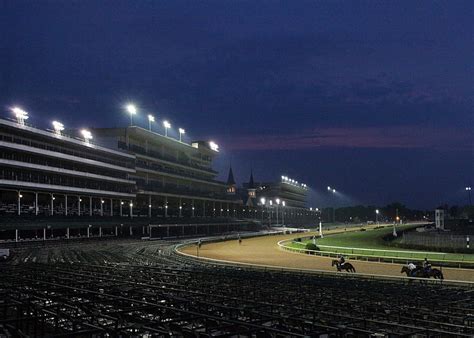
xmin=276 ymin=198 xmax=280 ymax=205
xmin=81 ymin=129 xmax=93 ymax=143
xmin=148 ymin=114 xmax=155 ymax=131
xmin=333 ymin=188 xmax=336 ymax=193
xmin=260 ymin=197 xmax=266 ymax=205
xmin=282 ymin=201 xmax=286 ymax=207
xmin=149 ymin=204 xmax=152 ymax=208
xmin=126 ymin=104 xmax=137 ymax=126
xmin=101 ymin=200 xmax=104 ymax=204
xmin=12 ymin=107 xmax=29 ymax=125
xmin=467 ymin=187 xmax=472 ymax=191
xmin=376 ymin=209 xmax=380 ymax=214
xmin=327 ymin=186 xmax=331 ymax=191
xmin=163 ymin=120 xmax=171 ymax=136
xmin=178 ymin=128 xmax=185 ymax=142
xmin=130 ymin=203 xmax=133 ymax=207
xmin=52 ymin=121 xmax=64 ymax=135
xmin=209 ymin=141 xmax=219 ymax=152
xmin=269 ymin=200 xmax=273 ymax=206
xmin=310 ymin=207 xmax=313 ymax=211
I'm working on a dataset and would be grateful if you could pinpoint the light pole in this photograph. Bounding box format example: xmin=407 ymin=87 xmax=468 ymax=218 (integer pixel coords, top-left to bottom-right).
xmin=12 ymin=107 xmax=29 ymax=125
xmin=126 ymin=104 xmax=137 ymax=126
xmin=327 ymin=186 xmax=336 ymax=223
xmin=52 ymin=121 xmax=64 ymax=135
xmin=394 ymin=209 xmax=399 ymax=237
xmin=148 ymin=114 xmax=155 ymax=131
xmin=81 ymin=129 xmax=93 ymax=144
xmin=276 ymin=198 xmax=280 ymax=225
xmin=375 ymin=209 xmax=380 ymax=225
xmin=269 ymin=200 xmax=273 ymax=225
xmin=179 ymin=128 xmax=185 ymax=142
xmin=163 ymin=120 xmax=171 ymax=137
xmin=466 ymin=187 xmax=472 ymax=206
xmin=260 ymin=197 xmax=266 ymax=224
xmin=281 ymin=201 xmax=285 ymax=226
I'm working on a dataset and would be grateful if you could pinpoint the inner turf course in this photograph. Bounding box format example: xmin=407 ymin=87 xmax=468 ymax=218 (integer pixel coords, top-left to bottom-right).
xmin=180 ymin=229 xmax=474 ymax=283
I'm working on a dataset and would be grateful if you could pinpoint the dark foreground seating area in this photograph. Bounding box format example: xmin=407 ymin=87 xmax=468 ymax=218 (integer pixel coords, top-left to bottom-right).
xmin=1 ymin=239 xmax=474 ymax=337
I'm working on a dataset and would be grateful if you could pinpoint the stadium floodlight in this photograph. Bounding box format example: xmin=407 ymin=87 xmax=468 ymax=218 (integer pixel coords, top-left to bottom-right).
xmin=260 ymin=197 xmax=266 ymax=205
xmin=327 ymin=186 xmax=331 ymax=191
xmin=148 ymin=114 xmax=155 ymax=131
xmin=178 ymin=128 xmax=185 ymax=142
xmin=81 ymin=129 xmax=93 ymax=143
xmin=12 ymin=107 xmax=29 ymax=125
xmin=163 ymin=120 xmax=171 ymax=136
xmin=467 ymin=187 xmax=472 ymax=191
xmin=126 ymin=104 xmax=137 ymax=126
xmin=52 ymin=121 xmax=64 ymax=135
xmin=332 ymin=189 xmax=336 ymax=193
xmin=209 ymin=141 xmax=219 ymax=152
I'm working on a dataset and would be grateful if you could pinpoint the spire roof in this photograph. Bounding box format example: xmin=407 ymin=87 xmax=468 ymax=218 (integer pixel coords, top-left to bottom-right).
xmin=248 ymin=170 xmax=255 ymax=189
xmin=227 ymin=166 xmax=236 ymax=185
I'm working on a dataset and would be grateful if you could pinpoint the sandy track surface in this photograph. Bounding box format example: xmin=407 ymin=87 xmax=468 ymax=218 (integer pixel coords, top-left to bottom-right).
xmin=180 ymin=232 xmax=474 ymax=282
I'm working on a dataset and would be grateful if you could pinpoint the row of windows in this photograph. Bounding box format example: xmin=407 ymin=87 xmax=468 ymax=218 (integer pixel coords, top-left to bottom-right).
xmin=0 ymin=168 xmax=134 ymax=194
xmin=0 ymin=130 xmax=135 ymax=170
xmin=0 ymin=149 xmax=129 ymax=180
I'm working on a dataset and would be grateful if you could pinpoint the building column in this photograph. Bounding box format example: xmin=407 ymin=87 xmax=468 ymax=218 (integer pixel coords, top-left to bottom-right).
xmin=179 ymin=198 xmax=182 ymax=217
xmin=35 ymin=192 xmax=38 ymax=216
xmin=15 ymin=229 xmax=18 ymax=242
xmin=66 ymin=227 xmax=70 ymax=239
xmin=51 ymin=194 xmax=54 ymax=216
xmin=191 ymin=199 xmax=195 ymax=218
xmin=129 ymin=226 xmax=133 ymax=236
xmin=120 ymin=200 xmax=123 ymax=216
xmin=89 ymin=196 xmax=92 ymax=216
xmin=148 ymin=195 xmax=152 ymax=218
xmin=87 ymin=225 xmax=90 ymax=238
xmin=99 ymin=226 xmax=102 ymax=237
xmin=65 ymin=194 xmax=68 ymax=216
xmin=17 ymin=191 xmax=21 ymax=216
xmin=164 ymin=197 xmax=168 ymax=218
xmin=110 ymin=199 xmax=113 ymax=216
xmin=43 ymin=228 xmax=46 ymax=240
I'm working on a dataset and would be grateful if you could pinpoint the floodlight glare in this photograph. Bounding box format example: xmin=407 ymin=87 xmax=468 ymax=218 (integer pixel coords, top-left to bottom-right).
xmin=81 ymin=129 xmax=93 ymax=143
xmin=12 ymin=107 xmax=29 ymax=125
xmin=178 ymin=128 xmax=185 ymax=142
xmin=163 ymin=120 xmax=171 ymax=136
xmin=260 ymin=197 xmax=266 ymax=205
xmin=209 ymin=141 xmax=219 ymax=152
xmin=148 ymin=114 xmax=155 ymax=122
xmin=52 ymin=121 xmax=64 ymax=135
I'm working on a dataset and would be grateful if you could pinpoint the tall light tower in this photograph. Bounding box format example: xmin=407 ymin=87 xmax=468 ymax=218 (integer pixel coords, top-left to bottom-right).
xmin=52 ymin=121 xmax=64 ymax=136
xmin=148 ymin=114 xmax=155 ymax=131
xmin=276 ymin=198 xmax=280 ymax=225
xmin=260 ymin=197 xmax=266 ymax=223
xmin=179 ymin=128 xmax=185 ymax=142
xmin=163 ymin=120 xmax=171 ymax=137
xmin=466 ymin=187 xmax=472 ymax=206
xmin=281 ymin=201 xmax=285 ymax=226
xmin=12 ymin=107 xmax=29 ymax=125
xmin=375 ymin=209 xmax=380 ymax=225
xmin=126 ymin=104 xmax=137 ymax=126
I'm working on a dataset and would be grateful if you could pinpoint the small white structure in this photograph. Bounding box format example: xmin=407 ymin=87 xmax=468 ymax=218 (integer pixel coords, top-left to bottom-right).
xmin=435 ymin=209 xmax=445 ymax=230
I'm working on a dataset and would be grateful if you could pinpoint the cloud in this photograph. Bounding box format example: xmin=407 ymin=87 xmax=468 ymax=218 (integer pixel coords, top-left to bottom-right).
xmin=221 ymin=126 xmax=473 ymax=152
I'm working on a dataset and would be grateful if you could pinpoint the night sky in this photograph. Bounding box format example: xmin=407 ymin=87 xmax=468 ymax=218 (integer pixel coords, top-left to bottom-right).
xmin=1 ymin=1 xmax=472 ymax=209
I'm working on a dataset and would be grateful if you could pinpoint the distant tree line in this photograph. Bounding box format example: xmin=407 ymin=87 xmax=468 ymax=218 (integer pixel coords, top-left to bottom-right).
xmin=320 ymin=203 xmax=474 ymax=223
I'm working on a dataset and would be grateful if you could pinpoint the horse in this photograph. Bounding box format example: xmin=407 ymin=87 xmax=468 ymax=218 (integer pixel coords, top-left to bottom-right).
xmin=401 ymin=266 xmax=444 ymax=280
xmin=332 ymin=260 xmax=356 ymax=273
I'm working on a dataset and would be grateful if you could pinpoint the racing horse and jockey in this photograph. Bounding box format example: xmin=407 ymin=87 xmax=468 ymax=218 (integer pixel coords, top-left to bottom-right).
xmin=332 ymin=255 xmax=356 ymax=273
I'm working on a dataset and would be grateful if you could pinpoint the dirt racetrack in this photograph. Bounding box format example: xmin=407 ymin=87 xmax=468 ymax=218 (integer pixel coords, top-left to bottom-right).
xmin=180 ymin=231 xmax=474 ymax=283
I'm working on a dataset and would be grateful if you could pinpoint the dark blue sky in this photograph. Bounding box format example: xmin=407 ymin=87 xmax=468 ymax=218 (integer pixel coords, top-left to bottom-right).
xmin=1 ymin=1 xmax=472 ymax=208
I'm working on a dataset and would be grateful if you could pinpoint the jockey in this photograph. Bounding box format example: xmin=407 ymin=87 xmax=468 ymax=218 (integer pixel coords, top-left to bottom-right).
xmin=422 ymin=258 xmax=431 ymax=273
xmin=339 ymin=255 xmax=346 ymax=266
xmin=407 ymin=262 xmax=417 ymax=277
